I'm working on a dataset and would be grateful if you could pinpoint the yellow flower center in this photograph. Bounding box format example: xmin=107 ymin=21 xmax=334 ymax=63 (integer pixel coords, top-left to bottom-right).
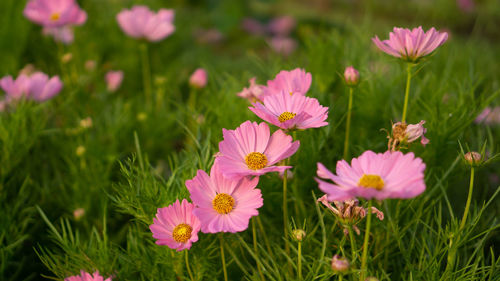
xmin=245 ymin=152 xmax=268 ymax=170
xmin=212 ymin=193 xmax=235 ymax=214
xmin=172 ymin=223 xmax=192 ymax=243
xmin=278 ymin=112 xmax=297 ymax=123
xmin=50 ymin=13 xmax=61 ymax=21
xmin=358 ymin=174 xmax=384 ymax=190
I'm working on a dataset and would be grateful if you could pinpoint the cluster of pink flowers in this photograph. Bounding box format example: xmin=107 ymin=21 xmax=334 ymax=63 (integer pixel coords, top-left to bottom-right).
xmin=150 ymin=67 xmax=329 ymax=250
xmin=0 ymin=72 xmax=63 ymax=110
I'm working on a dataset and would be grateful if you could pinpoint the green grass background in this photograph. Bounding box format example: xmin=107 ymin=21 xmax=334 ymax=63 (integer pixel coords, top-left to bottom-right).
xmin=0 ymin=0 xmax=499 ymax=280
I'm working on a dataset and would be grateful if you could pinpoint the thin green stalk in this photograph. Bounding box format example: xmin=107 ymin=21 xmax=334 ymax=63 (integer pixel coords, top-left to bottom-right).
xmin=297 ymin=241 xmax=302 ymax=280
xmin=360 ymin=200 xmax=373 ymax=281
xmin=348 ymin=224 xmax=357 ymax=263
xmin=283 ymin=169 xmax=290 ymax=256
xmin=219 ymin=235 xmax=228 ymax=281
xmin=139 ymin=43 xmax=152 ymax=105
xmin=339 ymin=275 xmax=343 ymax=281
xmin=460 ymin=167 xmax=475 ymax=230
xmin=343 ymin=87 xmax=354 ymax=159
xmin=256 ymin=216 xmax=273 ymax=259
xmin=185 ymin=250 xmax=194 ymax=281
xmin=401 ymin=63 xmax=413 ymax=123
xmin=253 ymin=219 xmax=265 ymax=281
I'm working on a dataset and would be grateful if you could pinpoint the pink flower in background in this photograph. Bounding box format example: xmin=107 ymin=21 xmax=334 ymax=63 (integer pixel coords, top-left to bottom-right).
xmin=344 ymin=66 xmax=360 ymax=86
xmin=216 ymin=121 xmax=300 ymax=179
xmin=267 ymin=16 xmax=296 ymax=36
xmin=0 ymin=74 xmax=32 ymax=100
xmin=268 ymin=37 xmax=297 ymax=56
xmin=117 ymin=6 xmax=175 ymax=42
xmin=105 ymin=70 xmax=124 ymax=92
xmin=264 ymin=68 xmax=312 ymax=98
xmin=316 ymin=150 xmax=426 ymax=201
xmin=457 ymin=0 xmax=475 ymax=13
xmin=28 ymin=72 xmax=63 ymax=102
xmin=24 ymin=0 xmax=87 ymax=28
xmin=372 ymin=26 xmax=448 ymax=62
xmin=242 ymin=18 xmax=266 ymax=36
xmin=65 ymin=270 xmax=111 ymax=281
xmin=189 ymin=68 xmax=207 ymax=89
xmin=475 ymin=107 xmax=500 ymax=125
xmin=237 ymin=77 xmax=265 ymax=102
xmin=43 ymin=26 xmax=74 ymax=44
xmin=149 ymin=199 xmax=201 ymax=251
xmin=250 ymin=90 xmax=328 ymax=130
xmin=186 ymin=163 xmax=263 ymax=233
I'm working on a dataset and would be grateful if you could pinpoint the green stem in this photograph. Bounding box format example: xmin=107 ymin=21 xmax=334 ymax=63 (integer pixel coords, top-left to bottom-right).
xmin=283 ymin=169 xmax=290 ymax=256
xmin=460 ymin=167 xmax=475 ymax=230
xmin=253 ymin=219 xmax=265 ymax=281
xmin=343 ymin=87 xmax=354 ymax=160
xmin=298 ymin=241 xmax=302 ymax=280
xmin=220 ymin=235 xmax=228 ymax=281
xmin=185 ymin=250 xmax=194 ymax=281
xmin=139 ymin=43 xmax=152 ymax=105
xmin=348 ymin=224 xmax=357 ymax=263
xmin=256 ymin=216 xmax=273 ymax=259
xmin=339 ymin=274 xmax=343 ymax=281
xmin=401 ymin=63 xmax=413 ymax=123
xmin=360 ymin=200 xmax=373 ymax=281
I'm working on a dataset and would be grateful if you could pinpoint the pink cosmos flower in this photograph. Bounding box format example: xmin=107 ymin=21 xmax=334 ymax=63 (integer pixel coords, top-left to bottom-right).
xmin=117 ymin=6 xmax=175 ymax=42
xmin=189 ymin=68 xmax=207 ymax=89
xmin=475 ymin=107 xmax=500 ymax=125
xmin=149 ymin=199 xmax=201 ymax=251
xmin=242 ymin=18 xmax=266 ymax=36
xmin=0 ymin=74 xmax=31 ymax=100
xmin=24 ymin=0 xmax=87 ymax=28
xmin=372 ymin=26 xmax=448 ymax=62
xmin=28 ymin=72 xmax=63 ymax=102
xmin=249 ymin=90 xmax=328 ymax=130
xmin=216 ymin=121 xmax=300 ymax=179
xmin=316 ymin=150 xmax=426 ymax=201
xmin=186 ymin=163 xmax=263 ymax=233
xmin=105 ymin=70 xmax=124 ymax=92
xmin=65 ymin=270 xmax=111 ymax=281
xmin=237 ymin=77 xmax=266 ymax=102
xmin=264 ymin=68 xmax=312 ymax=98
xmin=43 ymin=26 xmax=74 ymax=44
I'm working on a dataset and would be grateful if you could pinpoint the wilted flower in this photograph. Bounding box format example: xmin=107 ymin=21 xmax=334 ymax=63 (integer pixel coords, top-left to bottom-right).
xmin=85 ymin=60 xmax=96 ymax=71
xmin=344 ymin=66 xmax=360 ymax=86
xmin=65 ymin=270 xmax=111 ymax=281
xmin=149 ymin=199 xmax=201 ymax=251
xmin=105 ymin=70 xmax=124 ymax=92
xmin=249 ymin=90 xmax=328 ymax=131
xmin=242 ymin=18 xmax=266 ymax=36
xmin=117 ymin=6 xmax=175 ymax=42
xmin=464 ymin=151 xmax=483 ymax=166
xmin=268 ymin=37 xmax=297 ymax=56
xmin=372 ymin=26 xmax=448 ymax=63
xmin=237 ymin=77 xmax=266 ymax=102
xmin=317 ymin=195 xmax=383 ymax=235
xmin=189 ymin=68 xmax=207 ymax=89
xmin=73 ymin=208 xmax=85 ymax=220
xmin=389 ymin=120 xmax=429 ymax=151
xmin=216 ymin=121 xmax=300 ymax=179
xmin=24 ymin=0 xmax=87 ymax=28
xmin=292 ymin=229 xmax=306 ymax=242
xmin=331 ymin=255 xmax=350 ymax=272
xmin=186 ymin=163 xmax=263 ymax=233
xmin=264 ymin=68 xmax=312 ymax=98
xmin=316 ymin=150 xmax=426 ymax=201
xmin=193 ymin=28 xmax=224 ymax=44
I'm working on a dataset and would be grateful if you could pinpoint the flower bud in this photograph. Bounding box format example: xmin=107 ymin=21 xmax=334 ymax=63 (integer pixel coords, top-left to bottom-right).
xmin=84 ymin=60 xmax=96 ymax=71
xmin=464 ymin=152 xmax=482 ymax=165
xmin=365 ymin=278 xmax=379 ymax=281
xmin=292 ymin=229 xmax=306 ymax=242
xmin=61 ymin=53 xmax=73 ymax=64
xmin=105 ymin=70 xmax=124 ymax=92
xmin=189 ymin=68 xmax=207 ymax=89
xmin=79 ymin=117 xmax=93 ymax=129
xmin=73 ymin=208 xmax=85 ymax=220
xmin=76 ymin=145 xmax=86 ymax=156
xmin=344 ymin=66 xmax=360 ymax=86
xmin=331 ymin=255 xmax=349 ymax=272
